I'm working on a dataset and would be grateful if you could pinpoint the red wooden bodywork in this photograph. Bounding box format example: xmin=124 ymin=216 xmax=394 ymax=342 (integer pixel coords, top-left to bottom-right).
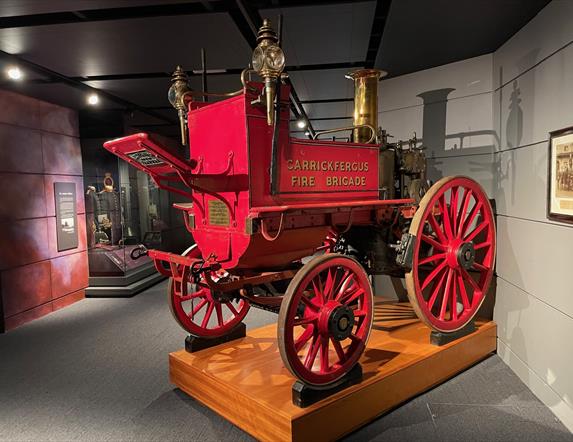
xmin=103 ymin=82 xmax=414 ymax=272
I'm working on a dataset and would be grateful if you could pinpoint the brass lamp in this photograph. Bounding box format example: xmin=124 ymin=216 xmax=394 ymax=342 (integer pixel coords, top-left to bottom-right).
xmin=251 ymin=19 xmax=286 ymax=126
xmin=168 ymin=66 xmax=192 ymax=145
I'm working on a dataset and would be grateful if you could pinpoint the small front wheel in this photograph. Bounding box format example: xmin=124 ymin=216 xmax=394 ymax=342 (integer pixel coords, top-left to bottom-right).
xmin=278 ymin=253 xmax=373 ymax=388
xmin=168 ymin=244 xmax=250 ymax=338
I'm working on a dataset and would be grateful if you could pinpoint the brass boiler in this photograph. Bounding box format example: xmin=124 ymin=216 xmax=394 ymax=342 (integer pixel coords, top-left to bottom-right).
xmin=346 ymin=68 xmax=395 ymax=198
xmin=346 ymin=69 xmax=386 ymax=143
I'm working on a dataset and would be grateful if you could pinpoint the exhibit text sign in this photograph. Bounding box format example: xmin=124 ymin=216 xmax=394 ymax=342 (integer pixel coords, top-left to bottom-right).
xmin=54 ymin=182 xmax=78 ymax=251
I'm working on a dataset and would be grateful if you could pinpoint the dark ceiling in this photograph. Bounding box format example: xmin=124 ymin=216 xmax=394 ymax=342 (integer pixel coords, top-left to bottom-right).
xmin=0 ymin=0 xmax=551 ymax=139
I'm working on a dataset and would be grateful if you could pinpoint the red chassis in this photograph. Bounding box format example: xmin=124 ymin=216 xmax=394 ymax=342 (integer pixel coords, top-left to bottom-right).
xmin=104 ymin=81 xmax=496 ymax=388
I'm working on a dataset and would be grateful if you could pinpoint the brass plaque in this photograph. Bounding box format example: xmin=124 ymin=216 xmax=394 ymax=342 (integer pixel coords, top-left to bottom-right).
xmin=208 ymin=200 xmax=230 ymax=226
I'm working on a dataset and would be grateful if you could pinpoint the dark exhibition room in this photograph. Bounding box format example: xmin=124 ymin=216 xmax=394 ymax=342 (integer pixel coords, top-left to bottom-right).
xmin=0 ymin=0 xmax=572 ymax=441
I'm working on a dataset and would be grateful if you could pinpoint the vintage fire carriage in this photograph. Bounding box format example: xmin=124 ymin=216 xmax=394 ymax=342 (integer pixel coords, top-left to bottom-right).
xmin=104 ymin=20 xmax=496 ymax=388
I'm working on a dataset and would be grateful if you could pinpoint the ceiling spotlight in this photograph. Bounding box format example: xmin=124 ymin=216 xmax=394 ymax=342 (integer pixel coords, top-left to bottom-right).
xmin=6 ymin=66 xmax=22 ymax=80
xmin=304 ymin=131 xmax=310 ymax=136
xmin=296 ymin=119 xmax=307 ymax=129
xmin=87 ymin=93 xmax=99 ymax=105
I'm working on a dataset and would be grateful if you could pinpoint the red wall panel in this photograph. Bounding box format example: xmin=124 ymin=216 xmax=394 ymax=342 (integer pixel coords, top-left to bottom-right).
xmin=0 ymin=90 xmax=87 ymax=332
xmin=50 ymin=252 xmax=89 ymax=298
xmin=0 ymin=125 xmax=43 ymax=174
xmin=0 ymin=173 xmax=47 ymax=221
xmin=2 ymin=261 xmax=52 ymax=317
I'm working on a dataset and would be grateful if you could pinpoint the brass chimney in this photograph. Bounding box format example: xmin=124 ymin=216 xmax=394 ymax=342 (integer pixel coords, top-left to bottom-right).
xmin=345 ymin=69 xmax=387 ymax=143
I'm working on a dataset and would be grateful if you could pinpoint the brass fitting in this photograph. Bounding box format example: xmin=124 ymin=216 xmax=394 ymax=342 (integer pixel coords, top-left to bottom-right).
xmin=251 ymin=19 xmax=285 ymax=126
xmin=168 ymin=66 xmax=192 ymax=145
xmin=346 ymin=69 xmax=387 ymax=144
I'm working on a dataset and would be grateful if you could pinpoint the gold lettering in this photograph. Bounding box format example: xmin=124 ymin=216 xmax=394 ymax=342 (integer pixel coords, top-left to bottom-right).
xmin=294 ymin=160 xmax=301 ymax=171
xmin=351 ymin=162 xmax=358 ymax=171
xmin=361 ymin=176 xmax=366 ymax=186
xmin=291 ymin=176 xmax=298 ymax=186
xmin=287 ymin=159 xmax=294 ymax=170
xmin=364 ymin=162 xmax=369 ymax=172
xmin=321 ymin=161 xmax=328 ymax=171
xmin=301 ymin=176 xmax=308 ymax=186
xmin=326 ymin=176 xmax=332 ymax=186
xmin=309 ymin=176 xmax=315 ymax=186
xmin=302 ymin=160 xmax=309 ymax=171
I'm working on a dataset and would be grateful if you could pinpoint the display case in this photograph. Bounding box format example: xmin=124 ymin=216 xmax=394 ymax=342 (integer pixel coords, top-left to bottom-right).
xmin=82 ymin=137 xmax=189 ymax=296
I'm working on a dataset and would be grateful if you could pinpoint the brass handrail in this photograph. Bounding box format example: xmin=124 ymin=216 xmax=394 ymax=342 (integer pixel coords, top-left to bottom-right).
xmin=312 ymin=124 xmax=377 ymax=144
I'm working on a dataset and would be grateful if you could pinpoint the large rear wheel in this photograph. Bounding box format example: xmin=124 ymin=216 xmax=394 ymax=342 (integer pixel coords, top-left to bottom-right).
xmin=405 ymin=176 xmax=496 ymax=333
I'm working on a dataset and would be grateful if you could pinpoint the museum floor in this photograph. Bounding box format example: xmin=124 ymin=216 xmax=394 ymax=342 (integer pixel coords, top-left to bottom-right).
xmin=0 ymin=281 xmax=570 ymax=442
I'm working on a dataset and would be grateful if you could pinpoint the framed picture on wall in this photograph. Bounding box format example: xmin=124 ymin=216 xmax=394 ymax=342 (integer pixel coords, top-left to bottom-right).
xmin=548 ymin=126 xmax=573 ymax=223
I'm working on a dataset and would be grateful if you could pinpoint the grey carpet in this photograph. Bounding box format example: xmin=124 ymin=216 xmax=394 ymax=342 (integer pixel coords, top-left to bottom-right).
xmin=0 ymin=280 xmax=570 ymax=441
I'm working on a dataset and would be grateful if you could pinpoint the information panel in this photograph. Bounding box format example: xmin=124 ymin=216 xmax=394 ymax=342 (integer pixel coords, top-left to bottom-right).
xmin=54 ymin=182 xmax=78 ymax=251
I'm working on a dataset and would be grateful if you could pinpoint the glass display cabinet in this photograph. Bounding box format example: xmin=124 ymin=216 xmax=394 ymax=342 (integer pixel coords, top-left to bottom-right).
xmin=82 ymin=137 xmax=189 ymax=296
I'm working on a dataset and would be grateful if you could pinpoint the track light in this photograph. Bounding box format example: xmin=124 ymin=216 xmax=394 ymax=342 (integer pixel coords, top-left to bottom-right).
xmin=6 ymin=66 xmax=22 ymax=80
xmin=87 ymin=93 xmax=99 ymax=105
xmin=296 ymin=119 xmax=307 ymax=129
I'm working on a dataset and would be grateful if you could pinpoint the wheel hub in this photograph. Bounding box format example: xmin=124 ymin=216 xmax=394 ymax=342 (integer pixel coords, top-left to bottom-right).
xmin=327 ymin=305 xmax=355 ymax=341
xmin=456 ymin=242 xmax=475 ymax=269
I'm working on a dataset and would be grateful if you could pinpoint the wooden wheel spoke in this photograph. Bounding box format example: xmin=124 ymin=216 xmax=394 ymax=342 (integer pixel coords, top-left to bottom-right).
xmin=224 ymin=301 xmax=239 ymax=317
xmin=320 ymin=336 xmax=330 ymax=372
xmin=440 ymin=194 xmax=454 ymax=239
xmin=427 ymin=267 xmax=448 ymax=311
xmin=460 ymin=267 xmax=481 ymax=293
xmin=461 ymin=201 xmax=482 ymax=238
xmin=428 ymin=212 xmax=448 ymax=244
xmin=421 ymin=234 xmax=447 ymax=251
xmin=201 ymin=302 xmax=215 ymax=328
xmin=450 ymin=186 xmax=460 ymax=236
xmin=439 ymin=269 xmax=453 ymax=320
xmin=293 ymin=314 xmax=318 ymax=326
xmin=299 ymin=294 xmax=320 ymax=312
xmin=353 ymin=309 xmax=367 ymax=318
xmin=215 ymin=303 xmax=224 ymax=326
xmin=331 ymin=338 xmax=347 ymax=363
xmin=472 ymin=261 xmax=488 ymax=272
xmin=474 ymin=241 xmax=491 ymax=251
xmin=456 ymin=270 xmax=470 ymax=310
xmin=451 ymin=274 xmax=458 ymax=321
xmin=421 ymin=260 xmax=448 ymax=291
xmin=457 ymin=189 xmax=473 ymax=238
xmin=179 ymin=292 xmax=204 ymax=302
xmin=304 ymin=335 xmax=320 ymax=369
xmin=294 ymin=325 xmax=315 ymax=352
xmin=323 ymin=268 xmax=335 ymax=300
xmin=341 ymin=287 xmax=365 ymax=306
xmin=190 ymin=298 xmax=208 ymax=319
xmin=419 ymin=252 xmax=446 ymax=266
xmin=311 ymin=277 xmax=325 ymax=305
xmin=464 ymin=220 xmax=488 ymax=243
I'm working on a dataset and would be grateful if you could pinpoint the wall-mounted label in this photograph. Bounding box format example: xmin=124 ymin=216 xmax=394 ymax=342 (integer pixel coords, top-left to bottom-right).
xmin=208 ymin=200 xmax=230 ymax=226
xmin=54 ymin=182 xmax=78 ymax=251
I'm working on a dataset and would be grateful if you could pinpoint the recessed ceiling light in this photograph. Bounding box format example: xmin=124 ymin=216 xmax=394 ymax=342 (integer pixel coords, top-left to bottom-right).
xmin=297 ymin=119 xmax=307 ymax=129
xmin=6 ymin=66 xmax=22 ymax=80
xmin=87 ymin=93 xmax=99 ymax=105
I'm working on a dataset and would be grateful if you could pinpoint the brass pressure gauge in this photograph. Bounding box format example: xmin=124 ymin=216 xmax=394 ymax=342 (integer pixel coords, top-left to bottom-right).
xmin=251 ymin=19 xmax=285 ymax=126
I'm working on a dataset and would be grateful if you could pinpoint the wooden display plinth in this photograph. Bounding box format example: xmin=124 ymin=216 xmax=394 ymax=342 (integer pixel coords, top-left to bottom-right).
xmin=169 ymin=301 xmax=496 ymax=442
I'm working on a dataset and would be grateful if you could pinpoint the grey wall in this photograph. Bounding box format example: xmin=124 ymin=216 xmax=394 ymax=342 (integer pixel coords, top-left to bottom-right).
xmin=372 ymin=0 xmax=573 ymax=431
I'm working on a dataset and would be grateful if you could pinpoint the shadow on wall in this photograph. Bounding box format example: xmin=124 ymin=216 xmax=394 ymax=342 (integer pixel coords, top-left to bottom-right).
xmin=414 ymin=88 xmax=498 ymax=189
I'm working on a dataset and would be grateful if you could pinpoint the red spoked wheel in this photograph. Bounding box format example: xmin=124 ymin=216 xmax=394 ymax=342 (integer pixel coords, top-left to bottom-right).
xmin=168 ymin=245 xmax=250 ymax=338
xmin=278 ymin=253 xmax=373 ymax=388
xmin=405 ymin=176 xmax=496 ymax=333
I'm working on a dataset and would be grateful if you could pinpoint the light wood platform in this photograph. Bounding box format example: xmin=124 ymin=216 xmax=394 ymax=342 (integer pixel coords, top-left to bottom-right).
xmin=169 ymin=301 xmax=497 ymax=442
